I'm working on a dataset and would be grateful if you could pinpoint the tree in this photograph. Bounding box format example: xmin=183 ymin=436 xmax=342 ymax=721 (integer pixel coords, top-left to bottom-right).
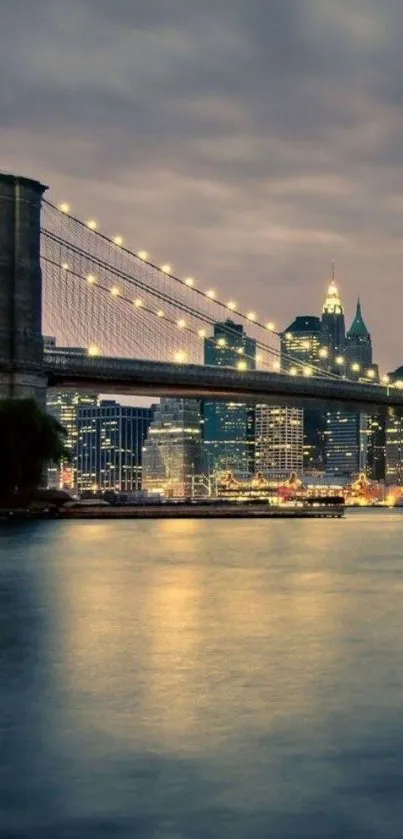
xmin=0 ymin=398 xmax=67 ymax=503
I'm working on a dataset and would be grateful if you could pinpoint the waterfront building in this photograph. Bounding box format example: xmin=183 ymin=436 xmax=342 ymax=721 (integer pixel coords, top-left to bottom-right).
xmin=255 ymin=405 xmax=303 ymax=476
xmin=46 ymin=391 xmax=98 ymax=489
xmin=203 ymin=321 xmax=256 ymax=476
xmin=45 ymin=338 xmax=98 ymax=489
xmin=77 ymin=400 xmax=154 ymax=492
xmin=142 ymin=398 xmax=203 ymax=497
xmin=385 ymin=367 xmax=403 ymax=484
xmin=281 ymin=315 xmax=324 ymax=470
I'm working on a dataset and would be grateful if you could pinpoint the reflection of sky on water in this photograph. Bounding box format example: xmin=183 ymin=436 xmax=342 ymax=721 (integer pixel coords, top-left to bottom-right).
xmin=2 ymin=515 xmax=403 ymax=837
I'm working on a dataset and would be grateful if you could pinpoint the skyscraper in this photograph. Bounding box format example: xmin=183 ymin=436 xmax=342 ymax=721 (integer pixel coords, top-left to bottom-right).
xmin=321 ymin=267 xmax=346 ymax=354
xmin=47 ymin=390 xmax=98 ymax=489
xmin=142 ymin=398 xmax=203 ymax=497
xmin=344 ymin=299 xmax=373 ymax=369
xmin=203 ymin=321 xmax=256 ymax=476
xmin=255 ymin=405 xmax=303 ymax=476
xmin=281 ymin=315 xmax=324 ymax=470
xmin=385 ymin=367 xmax=403 ymax=485
xmin=77 ymin=400 xmax=154 ymax=492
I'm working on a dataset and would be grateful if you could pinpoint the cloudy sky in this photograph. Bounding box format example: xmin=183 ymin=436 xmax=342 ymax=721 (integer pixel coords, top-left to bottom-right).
xmin=2 ymin=0 xmax=403 ymax=370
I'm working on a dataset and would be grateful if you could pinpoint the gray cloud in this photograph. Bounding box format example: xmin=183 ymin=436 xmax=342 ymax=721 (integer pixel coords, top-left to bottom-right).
xmin=1 ymin=0 xmax=403 ymax=368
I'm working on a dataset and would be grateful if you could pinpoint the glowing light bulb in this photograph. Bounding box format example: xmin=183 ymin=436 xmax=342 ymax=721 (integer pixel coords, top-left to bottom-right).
xmin=113 ymin=235 xmax=124 ymax=246
xmin=272 ymin=360 xmax=281 ymax=371
xmin=227 ymin=301 xmax=236 ymax=311
xmin=303 ymin=366 xmax=313 ymax=377
xmin=351 ymin=363 xmax=360 ymax=372
xmin=59 ymin=202 xmax=70 ymax=214
xmin=157 ymin=309 xmax=164 ymax=318
xmin=86 ymin=219 xmax=97 ymax=230
xmin=285 ymin=332 xmax=292 ymax=340
xmin=198 ymin=328 xmax=207 ymax=338
xmin=382 ymin=375 xmax=390 ymax=384
xmin=247 ymin=312 xmax=256 ymax=322
xmin=177 ymin=319 xmax=186 ymax=329
xmin=237 ymin=360 xmax=247 ymax=371
xmin=319 ymin=347 xmax=328 ymax=358
xmin=134 ymin=298 xmax=143 ymax=308
xmin=62 ymin=262 xmax=70 ymax=271
xmin=206 ymin=289 xmax=216 ymax=299
xmin=87 ymin=274 xmax=96 ymax=284
xmin=336 ymin=356 xmax=344 ymax=365
xmin=237 ymin=347 xmax=244 ymax=355
xmin=161 ymin=263 xmax=171 ymax=274
xmin=137 ymin=250 xmax=148 ymax=260
xmin=88 ymin=344 xmax=100 ymax=357
xmin=396 ymin=380 xmax=403 ymax=389
xmin=217 ymin=338 xmax=226 ymax=347
xmin=110 ymin=286 xmax=120 ymax=297
xmin=290 ymin=366 xmax=298 ymax=376
xmin=174 ymin=351 xmax=187 ymax=363
xmin=185 ymin=277 xmax=194 ymax=287
xmin=367 ymin=369 xmax=375 ymax=378
xmin=266 ymin=322 xmax=275 ymax=331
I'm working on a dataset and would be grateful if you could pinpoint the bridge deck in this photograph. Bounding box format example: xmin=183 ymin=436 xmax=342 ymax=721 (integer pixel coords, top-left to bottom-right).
xmin=44 ymin=353 xmax=403 ymax=410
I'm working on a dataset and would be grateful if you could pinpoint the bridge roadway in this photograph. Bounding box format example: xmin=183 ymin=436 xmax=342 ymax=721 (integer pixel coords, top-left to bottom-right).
xmin=44 ymin=352 xmax=403 ymax=410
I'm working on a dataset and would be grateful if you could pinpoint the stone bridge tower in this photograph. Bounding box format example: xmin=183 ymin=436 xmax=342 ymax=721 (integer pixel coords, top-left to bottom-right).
xmin=0 ymin=173 xmax=47 ymax=402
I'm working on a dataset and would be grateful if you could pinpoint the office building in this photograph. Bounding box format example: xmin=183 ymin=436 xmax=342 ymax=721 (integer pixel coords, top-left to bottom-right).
xmin=142 ymin=398 xmax=203 ymax=497
xmin=255 ymin=405 xmax=303 ymax=477
xmin=46 ymin=391 xmax=98 ymax=489
xmin=385 ymin=367 xmax=403 ymax=484
xmin=344 ymin=299 xmax=373 ymax=369
xmin=321 ymin=268 xmax=346 ymax=354
xmin=281 ymin=315 xmax=324 ymax=470
xmin=203 ymin=321 xmax=256 ymax=475
xmin=77 ymin=400 xmax=153 ymax=492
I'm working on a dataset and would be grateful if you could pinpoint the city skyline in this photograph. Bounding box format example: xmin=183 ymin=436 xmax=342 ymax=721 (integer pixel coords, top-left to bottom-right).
xmin=2 ymin=2 xmax=403 ymax=369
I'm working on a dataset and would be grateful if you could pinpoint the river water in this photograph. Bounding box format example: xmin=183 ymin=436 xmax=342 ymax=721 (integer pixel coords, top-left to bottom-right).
xmin=1 ymin=512 xmax=403 ymax=838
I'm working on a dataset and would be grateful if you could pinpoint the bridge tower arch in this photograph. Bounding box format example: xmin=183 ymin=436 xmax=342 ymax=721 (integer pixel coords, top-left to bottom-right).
xmin=0 ymin=173 xmax=47 ymax=402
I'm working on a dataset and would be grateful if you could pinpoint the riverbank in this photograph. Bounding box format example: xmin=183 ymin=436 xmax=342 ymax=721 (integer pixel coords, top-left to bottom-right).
xmin=57 ymin=502 xmax=344 ymax=519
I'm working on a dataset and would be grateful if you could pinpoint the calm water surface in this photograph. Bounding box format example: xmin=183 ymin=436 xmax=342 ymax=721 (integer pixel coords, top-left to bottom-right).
xmin=1 ymin=512 xmax=403 ymax=838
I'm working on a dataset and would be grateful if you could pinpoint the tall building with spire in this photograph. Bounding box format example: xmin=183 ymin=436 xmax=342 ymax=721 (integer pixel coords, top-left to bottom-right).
xmin=321 ymin=265 xmax=345 ymax=354
xmin=344 ymin=298 xmax=372 ymax=368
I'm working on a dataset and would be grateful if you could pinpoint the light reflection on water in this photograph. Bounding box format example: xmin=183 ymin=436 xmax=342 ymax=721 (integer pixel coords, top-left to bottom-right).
xmin=1 ymin=513 xmax=403 ymax=837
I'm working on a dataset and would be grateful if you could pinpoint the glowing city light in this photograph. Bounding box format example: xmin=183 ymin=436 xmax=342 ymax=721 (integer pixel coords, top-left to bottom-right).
xmin=237 ymin=347 xmax=244 ymax=355
xmin=161 ymin=264 xmax=171 ymax=274
xmin=86 ymin=219 xmax=97 ymax=230
xmin=246 ymin=312 xmax=256 ymax=321
xmin=62 ymin=262 xmax=70 ymax=271
xmin=206 ymin=289 xmax=216 ymax=299
xmin=217 ymin=338 xmax=226 ymax=347
xmin=272 ymin=360 xmax=281 ymax=370
xmin=227 ymin=301 xmax=236 ymax=311
xmin=185 ymin=277 xmax=195 ymax=287
xmin=59 ymin=202 xmax=70 ymax=214
xmin=110 ymin=286 xmax=120 ymax=297
xmin=177 ymin=319 xmax=186 ymax=329
xmin=319 ymin=347 xmax=328 ymax=358
xmin=303 ymin=366 xmax=313 ymax=377
xmin=137 ymin=250 xmax=148 ymax=260
xmin=198 ymin=328 xmax=207 ymax=338
xmin=113 ymin=235 xmax=124 ymax=246
xmin=336 ymin=356 xmax=344 ymax=365
xmin=367 ymin=369 xmax=375 ymax=378
xmin=134 ymin=298 xmax=143 ymax=307
xmin=290 ymin=367 xmax=298 ymax=376
xmin=351 ymin=363 xmax=360 ymax=372
xmin=88 ymin=344 xmax=100 ymax=356
xmin=174 ymin=351 xmax=187 ymax=363
xmin=237 ymin=360 xmax=247 ymax=371
xmin=382 ymin=375 xmax=390 ymax=384
xmin=87 ymin=274 xmax=96 ymax=284
xmin=286 ymin=332 xmax=292 ymax=340
xmin=266 ymin=322 xmax=275 ymax=331
xmin=157 ymin=309 xmax=164 ymax=318
xmin=396 ymin=380 xmax=403 ymax=389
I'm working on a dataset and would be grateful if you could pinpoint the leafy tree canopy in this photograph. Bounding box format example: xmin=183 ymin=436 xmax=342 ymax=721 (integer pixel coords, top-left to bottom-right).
xmin=0 ymin=398 xmax=67 ymax=502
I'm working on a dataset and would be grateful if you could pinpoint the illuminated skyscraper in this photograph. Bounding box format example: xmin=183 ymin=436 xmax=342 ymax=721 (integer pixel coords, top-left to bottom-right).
xmin=385 ymin=367 xmax=403 ymax=484
xmin=203 ymin=321 xmax=256 ymax=475
xmin=255 ymin=405 xmax=303 ymax=476
xmin=142 ymin=398 xmax=203 ymax=497
xmin=77 ymin=401 xmax=154 ymax=492
xmin=321 ymin=266 xmax=345 ymax=353
xmin=344 ymin=298 xmax=372 ymax=368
